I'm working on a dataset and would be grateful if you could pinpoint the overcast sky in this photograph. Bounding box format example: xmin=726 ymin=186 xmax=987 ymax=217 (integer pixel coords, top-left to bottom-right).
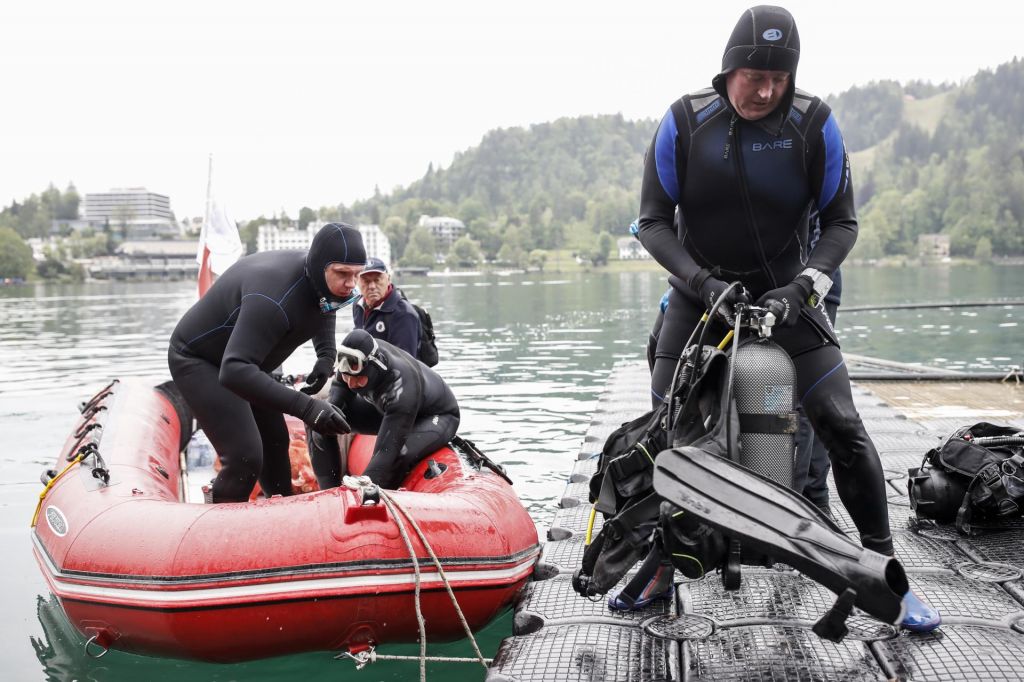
xmin=1 ymin=0 xmax=1019 ymax=223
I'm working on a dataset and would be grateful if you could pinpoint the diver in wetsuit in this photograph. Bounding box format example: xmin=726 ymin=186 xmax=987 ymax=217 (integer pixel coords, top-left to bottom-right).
xmin=614 ymin=5 xmax=938 ymax=631
xmin=168 ymin=223 xmax=362 ymax=503
xmin=309 ymin=329 xmax=460 ymax=490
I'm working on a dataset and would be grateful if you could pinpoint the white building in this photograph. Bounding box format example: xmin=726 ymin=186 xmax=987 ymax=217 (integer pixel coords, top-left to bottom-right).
xmin=257 ymin=223 xmax=312 ymax=252
xmin=257 ymin=221 xmax=391 ymax=265
xmin=82 ymin=188 xmax=177 ymax=239
xmin=418 ymin=215 xmax=466 ymax=253
xmin=617 ymin=237 xmax=651 ymax=260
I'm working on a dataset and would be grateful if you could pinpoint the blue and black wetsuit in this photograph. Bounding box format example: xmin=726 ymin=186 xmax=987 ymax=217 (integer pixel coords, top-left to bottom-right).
xmin=310 ymin=333 xmax=460 ymax=490
xmin=168 ymin=224 xmax=364 ymax=502
xmin=638 ymin=86 xmax=891 ymax=555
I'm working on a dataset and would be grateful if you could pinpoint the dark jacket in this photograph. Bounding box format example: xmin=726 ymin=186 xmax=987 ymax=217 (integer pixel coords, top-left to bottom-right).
xmin=352 ymin=287 xmax=421 ymax=358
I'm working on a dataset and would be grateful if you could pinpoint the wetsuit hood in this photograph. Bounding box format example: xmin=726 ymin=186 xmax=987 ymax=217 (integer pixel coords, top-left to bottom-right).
xmin=338 ymin=328 xmax=390 ymax=389
xmin=305 ymin=222 xmax=367 ymax=309
xmin=712 ymin=5 xmax=800 ymax=133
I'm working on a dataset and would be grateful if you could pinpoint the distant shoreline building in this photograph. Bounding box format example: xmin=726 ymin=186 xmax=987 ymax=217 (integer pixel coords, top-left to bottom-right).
xmin=418 ymin=215 xmax=465 ymax=254
xmin=82 ymin=188 xmax=177 ymax=239
xmin=617 ymin=237 xmax=651 ymax=260
xmin=257 ymin=221 xmax=391 ymax=265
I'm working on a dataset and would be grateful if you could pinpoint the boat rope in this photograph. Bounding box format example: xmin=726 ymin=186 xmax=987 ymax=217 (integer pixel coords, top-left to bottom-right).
xmin=338 ymin=649 xmax=492 ymax=669
xmin=341 ymin=475 xmax=490 ymax=679
xmin=31 ymin=451 xmax=86 ymax=528
xmin=841 ymin=298 xmax=1024 ymax=313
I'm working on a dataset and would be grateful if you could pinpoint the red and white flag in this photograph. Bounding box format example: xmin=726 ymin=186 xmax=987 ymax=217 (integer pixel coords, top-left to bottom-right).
xmin=196 ymin=188 xmax=243 ymax=298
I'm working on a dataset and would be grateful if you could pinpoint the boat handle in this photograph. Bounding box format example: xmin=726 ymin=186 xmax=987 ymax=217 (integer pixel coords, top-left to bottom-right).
xmin=84 ymin=634 xmax=110 ymax=659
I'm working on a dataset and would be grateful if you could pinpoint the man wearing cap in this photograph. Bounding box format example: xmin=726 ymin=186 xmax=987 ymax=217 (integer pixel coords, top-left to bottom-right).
xmin=353 ymin=257 xmax=422 ymax=358
xmin=621 ymin=5 xmax=939 ymax=631
xmin=168 ymin=222 xmax=362 ymax=503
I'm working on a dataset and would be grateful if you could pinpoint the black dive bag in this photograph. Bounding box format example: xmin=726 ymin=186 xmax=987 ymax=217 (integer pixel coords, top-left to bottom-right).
xmin=908 ymin=422 xmax=1024 ymax=534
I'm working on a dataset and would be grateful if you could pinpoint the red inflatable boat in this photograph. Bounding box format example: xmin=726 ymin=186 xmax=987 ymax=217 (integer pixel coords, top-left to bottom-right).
xmin=31 ymin=378 xmax=539 ymax=662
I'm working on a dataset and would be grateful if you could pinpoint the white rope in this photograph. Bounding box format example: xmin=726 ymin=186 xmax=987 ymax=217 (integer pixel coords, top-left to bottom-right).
xmin=341 ymin=476 xmax=489 ymax=678
xmin=380 ymin=488 xmax=489 ymax=668
xmin=377 ymin=491 xmax=427 ymax=681
xmin=344 ymin=647 xmax=491 ymax=663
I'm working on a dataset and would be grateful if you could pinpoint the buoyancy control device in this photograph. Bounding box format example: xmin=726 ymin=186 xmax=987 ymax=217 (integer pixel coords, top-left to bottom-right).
xmin=908 ymin=422 xmax=1024 ymax=534
xmin=574 ymin=292 xmax=908 ymax=641
xmin=575 ymin=297 xmax=799 ymax=597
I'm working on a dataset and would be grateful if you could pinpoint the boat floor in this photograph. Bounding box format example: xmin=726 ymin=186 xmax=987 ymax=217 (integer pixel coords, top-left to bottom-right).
xmin=487 ymin=360 xmax=1024 ymax=682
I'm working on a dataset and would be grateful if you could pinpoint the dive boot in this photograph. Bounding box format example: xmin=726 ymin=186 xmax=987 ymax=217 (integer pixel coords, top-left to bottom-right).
xmin=653 ymin=445 xmax=909 ymax=629
xmin=900 ymin=590 xmax=941 ymax=633
xmin=607 ymin=558 xmax=674 ymax=611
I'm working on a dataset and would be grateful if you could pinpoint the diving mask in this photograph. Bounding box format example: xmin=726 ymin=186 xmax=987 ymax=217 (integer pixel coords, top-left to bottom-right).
xmin=337 ymin=337 xmax=388 ymax=375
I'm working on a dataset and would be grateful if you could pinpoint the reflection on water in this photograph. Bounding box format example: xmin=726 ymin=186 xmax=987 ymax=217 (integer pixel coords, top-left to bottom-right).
xmin=2 ymin=264 xmax=1021 ymax=680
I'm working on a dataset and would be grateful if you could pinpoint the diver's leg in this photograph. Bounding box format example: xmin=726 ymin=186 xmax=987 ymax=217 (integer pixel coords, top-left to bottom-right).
xmin=793 ymin=344 xmax=892 ymax=555
xmin=388 ymin=412 xmax=460 ymax=484
xmin=607 ymin=533 xmax=674 ymax=610
xmin=650 ymin=289 xmax=704 ymax=409
xmin=793 ymin=409 xmax=815 ymax=500
xmin=252 ymin=404 xmax=292 ymax=497
xmin=168 ymin=350 xmax=262 ymax=503
xmin=802 ymin=301 xmax=838 ymax=511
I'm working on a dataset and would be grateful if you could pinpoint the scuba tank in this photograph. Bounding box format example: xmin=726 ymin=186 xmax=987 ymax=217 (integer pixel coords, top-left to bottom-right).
xmin=731 ymin=336 xmax=798 ymax=489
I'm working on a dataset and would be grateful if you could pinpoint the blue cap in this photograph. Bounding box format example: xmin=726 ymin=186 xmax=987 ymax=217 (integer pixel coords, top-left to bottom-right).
xmin=360 ymin=257 xmax=388 ymax=275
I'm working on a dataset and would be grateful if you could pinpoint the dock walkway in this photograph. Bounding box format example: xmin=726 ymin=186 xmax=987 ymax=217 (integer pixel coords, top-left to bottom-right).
xmin=487 ymin=361 xmax=1024 ymax=681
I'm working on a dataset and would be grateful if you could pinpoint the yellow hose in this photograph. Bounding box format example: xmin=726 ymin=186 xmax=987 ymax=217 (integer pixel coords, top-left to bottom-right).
xmin=585 ymin=506 xmax=597 ymax=546
xmin=31 ymin=453 xmax=85 ymax=528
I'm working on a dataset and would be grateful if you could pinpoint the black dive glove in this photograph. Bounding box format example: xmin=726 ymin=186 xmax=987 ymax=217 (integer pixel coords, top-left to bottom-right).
xmin=300 ymin=397 xmax=351 ymax=436
xmin=300 ymin=356 xmax=335 ymax=395
xmin=690 ymin=270 xmax=749 ymax=327
xmin=756 ymin=276 xmax=813 ymax=327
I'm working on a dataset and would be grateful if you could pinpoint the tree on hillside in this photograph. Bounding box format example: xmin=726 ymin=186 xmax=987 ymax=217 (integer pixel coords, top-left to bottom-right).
xmin=400 ymin=226 xmax=437 ymax=267
xmin=382 ymin=215 xmax=410 ymax=262
xmin=0 ymin=228 xmax=33 ymax=279
xmin=446 ymin=235 xmax=483 ymax=267
xmin=298 ymin=206 xmax=316 ymax=230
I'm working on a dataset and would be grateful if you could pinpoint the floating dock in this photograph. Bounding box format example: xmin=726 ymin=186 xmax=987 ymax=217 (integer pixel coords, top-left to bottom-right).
xmin=487 ymin=361 xmax=1024 ymax=681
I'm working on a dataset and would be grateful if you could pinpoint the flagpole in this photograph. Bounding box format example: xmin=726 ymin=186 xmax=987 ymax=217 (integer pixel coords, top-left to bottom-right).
xmin=197 ymin=154 xmax=214 ymax=298
xmin=205 ymin=154 xmax=214 ymax=227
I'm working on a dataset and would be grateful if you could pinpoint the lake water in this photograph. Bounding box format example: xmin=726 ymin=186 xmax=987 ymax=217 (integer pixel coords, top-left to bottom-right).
xmin=1 ymin=264 xmax=1020 ymax=681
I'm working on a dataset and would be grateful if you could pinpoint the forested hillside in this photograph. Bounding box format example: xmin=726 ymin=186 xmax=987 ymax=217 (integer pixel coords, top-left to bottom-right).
xmin=319 ymin=59 xmax=1023 ymax=265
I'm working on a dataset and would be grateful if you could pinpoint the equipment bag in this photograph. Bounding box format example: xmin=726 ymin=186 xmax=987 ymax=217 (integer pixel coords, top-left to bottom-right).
xmin=397 ymin=287 xmax=439 ymax=367
xmin=908 ymin=422 xmax=1024 ymax=534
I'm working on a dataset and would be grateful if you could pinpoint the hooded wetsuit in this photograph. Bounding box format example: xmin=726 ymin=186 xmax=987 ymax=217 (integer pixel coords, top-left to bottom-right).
xmin=636 ymin=5 xmax=891 ymax=555
xmin=310 ymin=331 xmax=459 ymax=490
xmin=168 ymin=223 xmax=365 ymax=502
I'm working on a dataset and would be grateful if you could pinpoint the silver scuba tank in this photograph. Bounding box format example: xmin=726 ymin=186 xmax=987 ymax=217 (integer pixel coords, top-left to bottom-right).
xmin=730 ymin=337 xmax=798 ymax=489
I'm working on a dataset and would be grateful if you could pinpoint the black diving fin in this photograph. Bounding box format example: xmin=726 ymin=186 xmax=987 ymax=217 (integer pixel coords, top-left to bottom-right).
xmin=653 ymin=445 xmax=908 ymax=629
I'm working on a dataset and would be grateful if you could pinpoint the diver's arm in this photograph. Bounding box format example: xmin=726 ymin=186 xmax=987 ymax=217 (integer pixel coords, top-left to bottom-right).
xmin=311 ymin=313 xmax=337 ymax=362
xmin=362 ymin=355 xmax=425 ymax=488
xmin=805 ymin=111 xmax=858 ymax=274
xmin=637 ymin=108 xmax=704 ymax=287
xmin=219 ymin=295 xmax=307 ymax=415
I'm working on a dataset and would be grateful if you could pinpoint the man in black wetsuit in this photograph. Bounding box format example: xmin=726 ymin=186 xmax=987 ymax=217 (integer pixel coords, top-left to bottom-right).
xmin=615 ymin=5 xmax=938 ymax=631
xmin=308 ymin=328 xmax=460 ymax=490
xmin=168 ymin=223 xmax=361 ymax=503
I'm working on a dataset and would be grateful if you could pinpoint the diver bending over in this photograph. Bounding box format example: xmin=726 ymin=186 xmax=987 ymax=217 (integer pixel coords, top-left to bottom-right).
xmin=617 ymin=5 xmax=937 ymax=631
xmin=309 ymin=329 xmax=460 ymax=490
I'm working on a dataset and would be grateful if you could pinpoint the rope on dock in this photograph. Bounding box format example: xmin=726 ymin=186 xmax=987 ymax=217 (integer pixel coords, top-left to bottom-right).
xmin=841 ymin=299 xmax=1024 ymax=312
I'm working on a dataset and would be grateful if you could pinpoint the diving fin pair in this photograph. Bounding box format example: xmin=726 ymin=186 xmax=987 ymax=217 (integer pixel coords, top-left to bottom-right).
xmin=652 ymin=445 xmax=908 ymax=631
